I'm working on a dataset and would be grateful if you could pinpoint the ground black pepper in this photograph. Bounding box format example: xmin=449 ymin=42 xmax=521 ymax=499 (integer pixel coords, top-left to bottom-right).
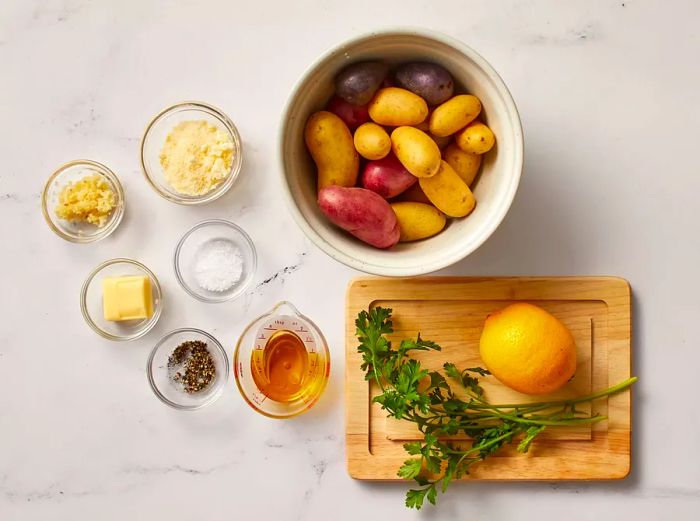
xmin=168 ymin=340 xmax=216 ymax=394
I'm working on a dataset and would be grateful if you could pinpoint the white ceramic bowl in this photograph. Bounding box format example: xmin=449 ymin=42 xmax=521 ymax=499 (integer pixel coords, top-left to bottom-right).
xmin=279 ymin=29 xmax=523 ymax=276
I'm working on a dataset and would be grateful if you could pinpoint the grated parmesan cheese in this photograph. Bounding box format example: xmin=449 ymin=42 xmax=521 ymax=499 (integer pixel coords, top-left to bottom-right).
xmin=159 ymin=120 xmax=234 ymax=196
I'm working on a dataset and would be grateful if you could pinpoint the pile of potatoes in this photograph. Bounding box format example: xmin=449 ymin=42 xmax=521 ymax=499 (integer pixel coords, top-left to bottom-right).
xmin=304 ymin=61 xmax=495 ymax=249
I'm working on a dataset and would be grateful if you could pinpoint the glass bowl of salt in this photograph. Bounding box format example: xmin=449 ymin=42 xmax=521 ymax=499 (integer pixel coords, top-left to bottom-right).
xmin=174 ymin=219 xmax=257 ymax=303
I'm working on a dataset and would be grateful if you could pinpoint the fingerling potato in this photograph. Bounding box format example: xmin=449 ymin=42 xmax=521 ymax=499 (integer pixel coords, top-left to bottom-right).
xmin=394 ymin=62 xmax=454 ymax=106
xmin=391 ymin=202 xmax=447 ymax=242
xmin=429 ymin=94 xmax=481 ymax=137
xmin=335 ymin=62 xmax=388 ymax=105
xmin=360 ymin=154 xmax=417 ymax=198
xmin=414 ymin=116 xmax=452 ymax=149
xmin=419 ymin=160 xmax=476 ymax=217
xmin=455 ymin=120 xmax=495 ymax=154
xmin=305 ymin=111 xmax=359 ymax=191
xmin=354 ymin=122 xmax=391 ymax=160
xmin=391 ymin=126 xmax=441 ymax=178
xmin=317 ymin=186 xmax=399 ymax=249
xmin=368 ymin=87 xmax=429 ymax=126
xmin=443 ymin=143 xmax=482 ymax=186
xmin=327 ymin=96 xmax=370 ymax=130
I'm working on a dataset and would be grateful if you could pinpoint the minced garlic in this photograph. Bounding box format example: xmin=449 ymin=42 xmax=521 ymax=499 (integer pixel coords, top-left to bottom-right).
xmin=55 ymin=174 xmax=116 ymax=227
xmin=159 ymin=120 xmax=234 ymax=196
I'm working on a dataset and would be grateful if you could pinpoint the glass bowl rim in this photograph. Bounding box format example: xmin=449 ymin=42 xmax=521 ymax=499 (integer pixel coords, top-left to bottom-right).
xmin=147 ymin=327 xmax=230 ymax=411
xmin=80 ymin=257 xmax=163 ymax=341
xmin=172 ymin=218 xmax=258 ymax=303
xmin=41 ymin=159 xmax=125 ymax=243
xmin=139 ymin=100 xmax=243 ymax=205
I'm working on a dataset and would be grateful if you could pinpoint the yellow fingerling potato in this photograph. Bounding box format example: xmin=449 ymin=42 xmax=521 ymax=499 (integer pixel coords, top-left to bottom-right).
xmin=368 ymin=87 xmax=429 ymax=126
xmin=419 ymin=160 xmax=476 ymax=217
xmin=391 ymin=126 xmax=441 ymax=178
xmin=305 ymin=111 xmax=359 ymax=191
xmin=455 ymin=120 xmax=495 ymax=154
xmin=391 ymin=202 xmax=447 ymax=242
xmin=429 ymin=94 xmax=481 ymax=137
xmin=443 ymin=143 xmax=482 ymax=186
xmin=414 ymin=116 xmax=451 ymax=149
xmin=353 ymin=122 xmax=391 ymax=160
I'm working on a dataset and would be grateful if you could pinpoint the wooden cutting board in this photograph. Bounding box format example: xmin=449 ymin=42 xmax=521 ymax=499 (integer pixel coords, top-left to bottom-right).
xmin=345 ymin=277 xmax=632 ymax=481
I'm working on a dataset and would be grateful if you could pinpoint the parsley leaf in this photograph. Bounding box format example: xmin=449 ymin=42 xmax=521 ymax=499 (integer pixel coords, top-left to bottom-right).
xmin=398 ymin=458 xmax=422 ymax=479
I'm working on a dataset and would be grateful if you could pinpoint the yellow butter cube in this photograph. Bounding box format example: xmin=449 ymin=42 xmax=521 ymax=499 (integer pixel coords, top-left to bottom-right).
xmin=102 ymin=275 xmax=153 ymax=321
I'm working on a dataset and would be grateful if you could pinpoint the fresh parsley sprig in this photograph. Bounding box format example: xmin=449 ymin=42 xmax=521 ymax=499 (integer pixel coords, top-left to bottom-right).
xmin=355 ymin=307 xmax=637 ymax=509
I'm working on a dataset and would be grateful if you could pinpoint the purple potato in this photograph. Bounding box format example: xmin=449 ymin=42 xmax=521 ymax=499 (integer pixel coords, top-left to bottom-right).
xmin=335 ymin=62 xmax=388 ymax=105
xmin=395 ymin=62 xmax=454 ymax=105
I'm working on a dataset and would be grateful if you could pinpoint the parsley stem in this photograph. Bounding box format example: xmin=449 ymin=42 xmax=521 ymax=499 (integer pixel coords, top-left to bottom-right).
xmin=451 ymin=428 xmax=524 ymax=457
xmin=463 ymin=377 xmax=638 ymax=410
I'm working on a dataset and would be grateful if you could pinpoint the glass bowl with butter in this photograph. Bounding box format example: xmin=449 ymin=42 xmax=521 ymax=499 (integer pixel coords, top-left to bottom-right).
xmin=140 ymin=101 xmax=243 ymax=205
xmin=42 ymin=160 xmax=125 ymax=243
xmin=80 ymin=258 xmax=163 ymax=341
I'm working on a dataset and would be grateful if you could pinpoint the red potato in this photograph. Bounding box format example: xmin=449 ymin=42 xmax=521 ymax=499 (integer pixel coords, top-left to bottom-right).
xmin=318 ymin=186 xmax=400 ymax=249
xmin=326 ymin=96 xmax=370 ymax=130
xmin=360 ymin=154 xmax=417 ymax=199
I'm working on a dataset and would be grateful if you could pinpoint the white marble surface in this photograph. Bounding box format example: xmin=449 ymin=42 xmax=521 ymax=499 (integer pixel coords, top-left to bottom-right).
xmin=2 ymin=0 xmax=700 ymax=519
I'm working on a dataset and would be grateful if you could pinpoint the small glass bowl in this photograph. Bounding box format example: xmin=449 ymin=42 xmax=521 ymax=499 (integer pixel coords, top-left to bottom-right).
xmin=80 ymin=258 xmax=163 ymax=341
xmin=140 ymin=101 xmax=242 ymax=205
xmin=147 ymin=328 xmax=229 ymax=410
xmin=42 ymin=160 xmax=125 ymax=243
xmin=174 ymin=219 xmax=257 ymax=303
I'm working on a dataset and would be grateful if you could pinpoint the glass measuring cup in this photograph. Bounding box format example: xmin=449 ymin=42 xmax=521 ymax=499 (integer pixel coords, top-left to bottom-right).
xmin=233 ymin=301 xmax=330 ymax=418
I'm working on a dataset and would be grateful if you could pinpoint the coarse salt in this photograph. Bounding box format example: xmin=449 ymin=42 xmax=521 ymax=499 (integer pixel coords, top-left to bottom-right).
xmin=193 ymin=238 xmax=244 ymax=292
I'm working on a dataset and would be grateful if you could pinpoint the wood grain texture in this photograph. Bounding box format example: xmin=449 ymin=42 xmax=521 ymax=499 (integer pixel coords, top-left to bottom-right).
xmin=345 ymin=277 xmax=632 ymax=481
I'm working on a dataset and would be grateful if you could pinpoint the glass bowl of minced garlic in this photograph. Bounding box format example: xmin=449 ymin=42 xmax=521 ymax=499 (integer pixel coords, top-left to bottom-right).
xmin=42 ymin=160 xmax=125 ymax=243
xmin=140 ymin=101 xmax=243 ymax=205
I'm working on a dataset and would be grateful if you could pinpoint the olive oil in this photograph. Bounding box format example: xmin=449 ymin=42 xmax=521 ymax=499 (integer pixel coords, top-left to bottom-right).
xmin=237 ymin=303 xmax=330 ymax=417
xmin=251 ymin=329 xmax=312 ymax=402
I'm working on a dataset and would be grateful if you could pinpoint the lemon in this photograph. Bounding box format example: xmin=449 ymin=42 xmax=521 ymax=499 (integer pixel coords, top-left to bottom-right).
xmin=479 ymin=303 xmax=577 ymax=395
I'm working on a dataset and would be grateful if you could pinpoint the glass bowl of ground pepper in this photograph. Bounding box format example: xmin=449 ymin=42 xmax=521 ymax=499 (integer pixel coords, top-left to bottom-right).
xmin=42 ymin=160 xmax=125 ymax=243
xmin=140 ymin=101 xmax=243 ymax=205
xmin=147 ymin=328 xmax=229 ymax=410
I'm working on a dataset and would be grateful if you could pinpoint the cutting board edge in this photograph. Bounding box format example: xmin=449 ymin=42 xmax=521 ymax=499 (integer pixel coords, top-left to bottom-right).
xmin=345 ymin=276 xmax=632 ymax=481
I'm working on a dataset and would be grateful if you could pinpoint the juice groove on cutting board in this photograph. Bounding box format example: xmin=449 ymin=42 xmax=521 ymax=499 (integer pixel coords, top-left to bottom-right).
xmin=345 ymin=277 xmax=632 ymax=481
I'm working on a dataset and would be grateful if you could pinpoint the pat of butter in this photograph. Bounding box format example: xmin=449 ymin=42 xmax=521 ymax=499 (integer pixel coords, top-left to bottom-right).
xmin=102 ymin=275 xmax=153 ymax=321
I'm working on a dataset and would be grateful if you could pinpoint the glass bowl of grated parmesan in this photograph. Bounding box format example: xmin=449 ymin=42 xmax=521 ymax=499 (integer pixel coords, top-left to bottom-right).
xmin=140 ymin=101 xmax=243 ymax=205
xmin=174 ymin=219 xmax=257 ymax=303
